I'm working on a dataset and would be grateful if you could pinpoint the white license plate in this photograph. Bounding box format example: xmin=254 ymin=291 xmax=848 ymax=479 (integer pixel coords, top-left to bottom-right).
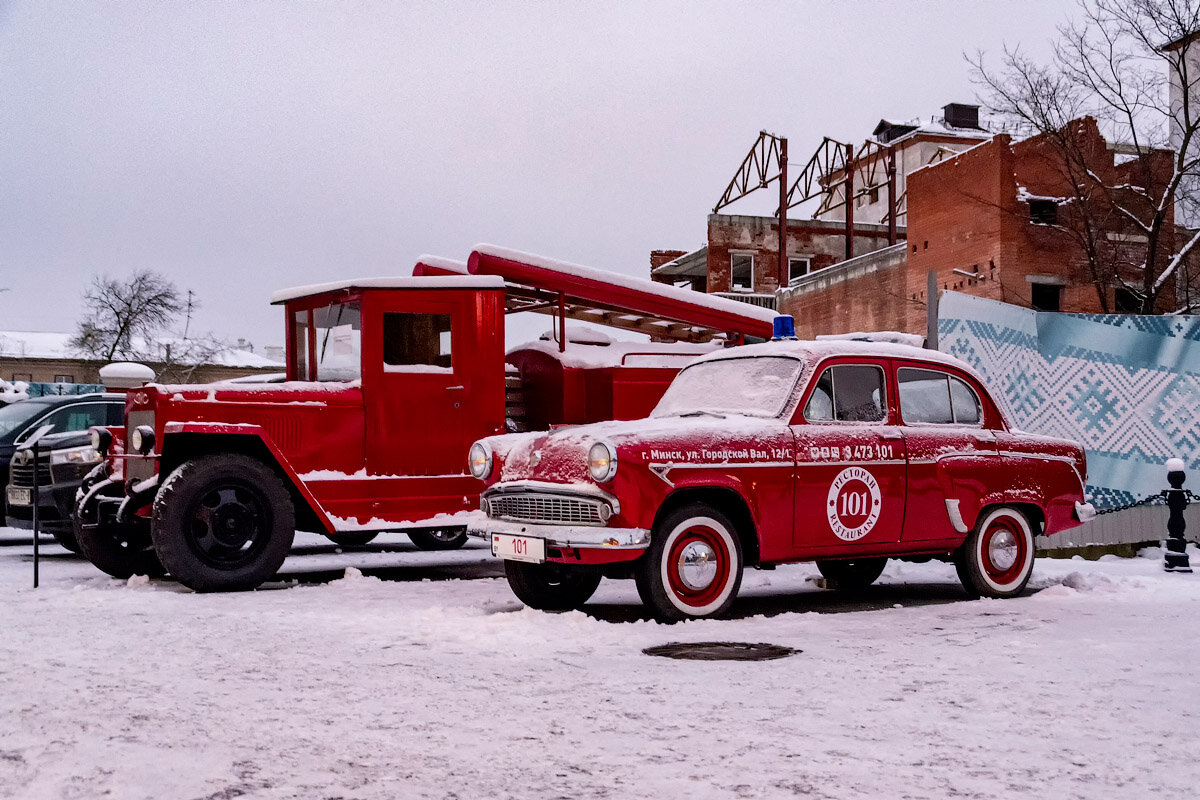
xmin=492 ymin=533 xmax=546 ymax=564
xmin=6 ymin=486 xmax=32 ymax=507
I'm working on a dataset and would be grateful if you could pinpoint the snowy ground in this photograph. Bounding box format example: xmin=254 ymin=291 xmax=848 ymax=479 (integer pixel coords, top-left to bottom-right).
xmin=2 ymin=529 xmax=1199 ymax=800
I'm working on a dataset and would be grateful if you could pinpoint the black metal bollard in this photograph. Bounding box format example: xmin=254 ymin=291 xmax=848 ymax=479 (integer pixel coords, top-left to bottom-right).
xmin=31 ymin=440 xmax=40 ymax=588
xmin=1163 ymin=458 xmax=1192 ymax=574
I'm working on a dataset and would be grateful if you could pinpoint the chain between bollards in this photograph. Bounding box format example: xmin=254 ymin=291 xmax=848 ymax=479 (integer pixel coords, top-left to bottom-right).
xmin=1163 ymin=458 xmax=1192 ymax=574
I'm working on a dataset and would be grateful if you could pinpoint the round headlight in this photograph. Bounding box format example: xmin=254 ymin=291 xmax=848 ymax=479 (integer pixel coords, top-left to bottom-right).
xmin=89 ymin=426 xmax=112 ymax=455
xmin=132 ymin=425 xmax=155 ymax=455
xmin=588 ymin=441 xmax=618 ymax=483
xmin=468 ymin=441 xmax=493 ymax=480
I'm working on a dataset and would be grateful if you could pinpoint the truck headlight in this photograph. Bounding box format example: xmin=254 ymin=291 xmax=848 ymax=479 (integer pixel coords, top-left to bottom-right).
xmin=588 ymin=441 xmax=618 ymax=483
xmin=50 ymin=444 xmax=104 ymax=466
xmin=89 ymin=427 xmax=113 ymax=456
xmin=131 ymin=425 xmax=155 ymax=455
xmin=468 ymin=441 xmax=493 ymax=480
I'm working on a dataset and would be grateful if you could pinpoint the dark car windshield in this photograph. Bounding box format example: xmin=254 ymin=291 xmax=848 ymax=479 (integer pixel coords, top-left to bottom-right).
xmin=0 ymin=400 xmax=57 ymax=445
xmin=652 ymin=356 xmax=805 ymax=419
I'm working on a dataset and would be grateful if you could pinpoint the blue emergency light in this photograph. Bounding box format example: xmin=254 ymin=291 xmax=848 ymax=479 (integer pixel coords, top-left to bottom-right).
xmin=771 ymin=315 xmax=798 ymax=341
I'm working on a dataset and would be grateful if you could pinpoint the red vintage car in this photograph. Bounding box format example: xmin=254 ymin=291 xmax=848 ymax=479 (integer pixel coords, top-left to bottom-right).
xmin=468 ymin=331 xmax=1094 ymax=620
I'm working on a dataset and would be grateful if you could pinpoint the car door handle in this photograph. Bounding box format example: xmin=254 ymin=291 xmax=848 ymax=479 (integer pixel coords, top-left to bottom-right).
xmin=446 ymin=385 xmax=464 ymax=391
xmin=878 ymin=430 xmax=903 ymax=440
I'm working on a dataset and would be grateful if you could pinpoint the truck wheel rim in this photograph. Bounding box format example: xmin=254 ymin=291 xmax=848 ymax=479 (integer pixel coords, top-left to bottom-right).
xmin=187 ymin=484 xmax=269 ymax=567
xmin=664 ymin=522 xmax=732 ymax=610
xmin=980 ymin=514 xmax=1028 ymax=585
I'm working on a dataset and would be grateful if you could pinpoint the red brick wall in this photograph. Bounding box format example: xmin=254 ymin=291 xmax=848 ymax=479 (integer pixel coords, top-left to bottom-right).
xmin=705 ymin=215 xmax=896 ymax=294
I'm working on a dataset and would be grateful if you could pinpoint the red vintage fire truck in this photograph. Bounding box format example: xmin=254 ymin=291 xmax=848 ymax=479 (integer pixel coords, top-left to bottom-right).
xmin=73 ymin=246 xmax=775 ymax=591
xmin=468 ymin=332 xmax=1094 ymax=620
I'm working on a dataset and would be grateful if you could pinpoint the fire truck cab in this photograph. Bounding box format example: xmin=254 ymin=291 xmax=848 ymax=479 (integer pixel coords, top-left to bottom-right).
xmin=74 ymin=246 xmax=775 ymax=591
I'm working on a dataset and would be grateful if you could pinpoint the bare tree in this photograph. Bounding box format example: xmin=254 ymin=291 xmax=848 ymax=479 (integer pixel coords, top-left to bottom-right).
xmin=71 ymin=270 xmax=227 ymax=378
xmin=971 ymin=0 xmax=1200 ymax=314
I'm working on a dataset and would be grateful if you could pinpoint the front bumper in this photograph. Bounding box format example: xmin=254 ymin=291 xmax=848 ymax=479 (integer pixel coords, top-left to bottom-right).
xmin=5 ymin=483 xmax=76 ymax=532
xmin=468 ymin=517 xmax=650 ymax=549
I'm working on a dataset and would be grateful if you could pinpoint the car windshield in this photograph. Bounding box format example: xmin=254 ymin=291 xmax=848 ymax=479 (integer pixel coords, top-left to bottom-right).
xmin=652 ymin=356 xmax=804 ymax=419
xmin=0 ymin=400 xmax=55 ymax=444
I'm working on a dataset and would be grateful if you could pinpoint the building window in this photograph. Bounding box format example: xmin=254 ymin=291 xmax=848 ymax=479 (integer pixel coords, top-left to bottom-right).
xmin=730 ymin=253 xmax=754 ymax=292
xmin=1031 ymin=283 xmax=1062 ymax=311
xmin=11 ymin=373 xmax=32 ymax=382
xmin=53 ymin=375 xmax=74 ymax=383
xmin=788 ymin=258 xmax=811 ymax=286
xmin=1114 ymin=287 xmax=1141 ymax=313
xmin=869 ymin=186 xmax=880 ymax=204
xmin=1029 ymin=200 xmax=1058 ymax=225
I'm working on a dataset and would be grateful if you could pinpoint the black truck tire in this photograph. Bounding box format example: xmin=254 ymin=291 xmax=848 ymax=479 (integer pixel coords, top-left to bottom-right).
xmin=152 ymin=454 xmax=295 ymax=592
xmin=74 ymin=515 xmax=164 ymax=579
xmin=407 ymin=527 xmax=468 ymax=551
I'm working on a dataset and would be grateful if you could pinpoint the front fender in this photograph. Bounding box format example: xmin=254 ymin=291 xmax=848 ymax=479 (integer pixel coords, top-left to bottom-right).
xmin=160 ymin=422 xmax=336 ymax=534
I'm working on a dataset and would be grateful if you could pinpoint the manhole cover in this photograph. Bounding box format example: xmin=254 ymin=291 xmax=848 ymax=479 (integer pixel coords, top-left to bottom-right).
xmin=642 ymin=641 xmax=799 ymax=661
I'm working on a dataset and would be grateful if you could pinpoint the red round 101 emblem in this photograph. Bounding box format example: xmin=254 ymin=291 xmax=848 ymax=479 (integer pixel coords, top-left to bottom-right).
xmin=826 ymin=467 xmax=882 ymax=541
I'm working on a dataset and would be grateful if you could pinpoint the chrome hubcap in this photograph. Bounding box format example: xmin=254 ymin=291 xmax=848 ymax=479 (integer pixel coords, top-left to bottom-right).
xmin=989 ymin=529 xmax=1019 ymax=571
xmin=677 ymin=541 xmax=718 ymax=590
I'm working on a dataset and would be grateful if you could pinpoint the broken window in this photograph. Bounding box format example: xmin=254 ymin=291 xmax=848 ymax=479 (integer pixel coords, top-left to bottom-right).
xmin=1031 ymin=283 xmax=1062 ymax=312
xmin=1029 ymin=200 xmax=1058 ymax=225
xmin=1114 ymin=287 xmax=1140 ymax=313
xmin=788 ymin=258 xmax=811 ymax=286
xmin=730 ymin=253 xmax=754 ymax=292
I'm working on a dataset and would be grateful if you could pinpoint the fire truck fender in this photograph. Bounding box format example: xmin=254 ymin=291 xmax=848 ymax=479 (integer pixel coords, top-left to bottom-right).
xmin=158 ymin=422 xmax=335 ymax=534
xmin=651 ymin=479 xmax=760 ymax=567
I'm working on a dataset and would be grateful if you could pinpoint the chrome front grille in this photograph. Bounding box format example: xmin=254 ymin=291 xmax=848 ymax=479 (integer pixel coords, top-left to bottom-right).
xmin=10 ymin=453 xmax=51 ymax=488
xmin=486 ymin=492 xmax=609 ymax=526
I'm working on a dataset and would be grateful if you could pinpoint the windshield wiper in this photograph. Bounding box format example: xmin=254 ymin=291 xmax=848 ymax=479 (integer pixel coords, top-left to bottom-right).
xmin=677 ymin=410 xmax=726 ymax=419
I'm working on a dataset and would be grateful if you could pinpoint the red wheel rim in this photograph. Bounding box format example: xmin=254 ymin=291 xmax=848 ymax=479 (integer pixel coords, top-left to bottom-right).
xmin=980 ymin=515 xmax=1029 ymax=585
xmin=665 ymin=523 xmax=732 ymax=609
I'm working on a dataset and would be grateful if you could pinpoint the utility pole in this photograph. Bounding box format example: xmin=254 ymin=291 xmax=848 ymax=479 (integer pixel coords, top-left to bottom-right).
xmin=778 ymin=137 xmax=788 ymax=289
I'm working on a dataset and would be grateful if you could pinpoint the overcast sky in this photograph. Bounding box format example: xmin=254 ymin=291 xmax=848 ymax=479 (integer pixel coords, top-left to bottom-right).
xmin=0 ymin=0 xmax=1076 ymax=350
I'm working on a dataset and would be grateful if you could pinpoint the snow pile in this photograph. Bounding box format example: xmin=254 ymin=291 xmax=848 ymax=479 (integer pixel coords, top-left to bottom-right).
xmin=3 ymin=532 xmax=1200 ymax=799
xmin=0 ymin=378 xmax=29 ymax=404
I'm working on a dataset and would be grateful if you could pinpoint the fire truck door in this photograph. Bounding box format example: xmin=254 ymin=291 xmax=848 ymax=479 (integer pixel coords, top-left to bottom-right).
xmin=367 ymin=305 xmax=469 ymax=477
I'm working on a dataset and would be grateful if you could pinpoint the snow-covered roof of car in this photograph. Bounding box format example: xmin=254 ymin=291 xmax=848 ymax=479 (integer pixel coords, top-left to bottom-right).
xmin=687 ymin=338 xmax=982 ymax=376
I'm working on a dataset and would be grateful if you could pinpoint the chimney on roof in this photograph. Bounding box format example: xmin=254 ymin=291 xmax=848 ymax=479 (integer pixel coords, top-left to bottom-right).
xmin=943 ymin=103 xmax=981 ymax=130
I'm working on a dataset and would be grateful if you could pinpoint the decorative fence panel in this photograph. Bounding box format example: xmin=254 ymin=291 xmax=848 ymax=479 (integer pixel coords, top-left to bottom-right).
xmin=938 ymin=292 xmax=1200 ymax=546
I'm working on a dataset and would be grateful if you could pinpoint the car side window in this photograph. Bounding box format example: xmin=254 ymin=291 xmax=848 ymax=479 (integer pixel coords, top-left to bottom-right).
xmin=948 ymin=376 xmax=981 ymax=424
xmin=898 ymin=367 xmax=982 ymax=425
xmin=804 ymin=365 xmax=887 ymax=423
xmin=38 ymin=403 xmax=112 ymax=435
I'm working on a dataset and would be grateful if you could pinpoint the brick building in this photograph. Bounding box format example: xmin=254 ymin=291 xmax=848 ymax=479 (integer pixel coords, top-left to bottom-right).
xmin=652 ymin=103 xmax=989 ymax=309
xmin=778 ymin=117 xmax=1176 ymax=337
xmin=657 ymin=110 xmax=1179 ymax=340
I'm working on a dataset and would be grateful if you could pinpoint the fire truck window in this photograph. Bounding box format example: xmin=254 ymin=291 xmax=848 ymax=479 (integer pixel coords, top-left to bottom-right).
xmin=292 ymin=310 xmax=309 ymax=381
xmin=805 ymin=365 xmax=886 ymax=423
xmin=898 ymin=368 xmax=954 ymax=424
xmin=949 ymin=376 xmax=982 ymax=424
xmin=383 ymin=313 xmax=453 ymax=371
xmin=313 ymin=302 xmax=362 ymax=382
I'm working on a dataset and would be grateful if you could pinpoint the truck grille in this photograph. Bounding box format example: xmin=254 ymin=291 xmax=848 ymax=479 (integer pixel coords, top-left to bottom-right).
xmin=125 ymin=409 xmax=156 ymax=481
xmin=486 ymin=492 xmax=609 ymax=526
xmin=10 ymin=453 xmax=52 ymax=488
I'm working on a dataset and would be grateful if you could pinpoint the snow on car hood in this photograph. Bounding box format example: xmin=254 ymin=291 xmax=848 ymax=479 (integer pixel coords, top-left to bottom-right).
xmin=489 ymin=415 xmax=787 ymax=485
